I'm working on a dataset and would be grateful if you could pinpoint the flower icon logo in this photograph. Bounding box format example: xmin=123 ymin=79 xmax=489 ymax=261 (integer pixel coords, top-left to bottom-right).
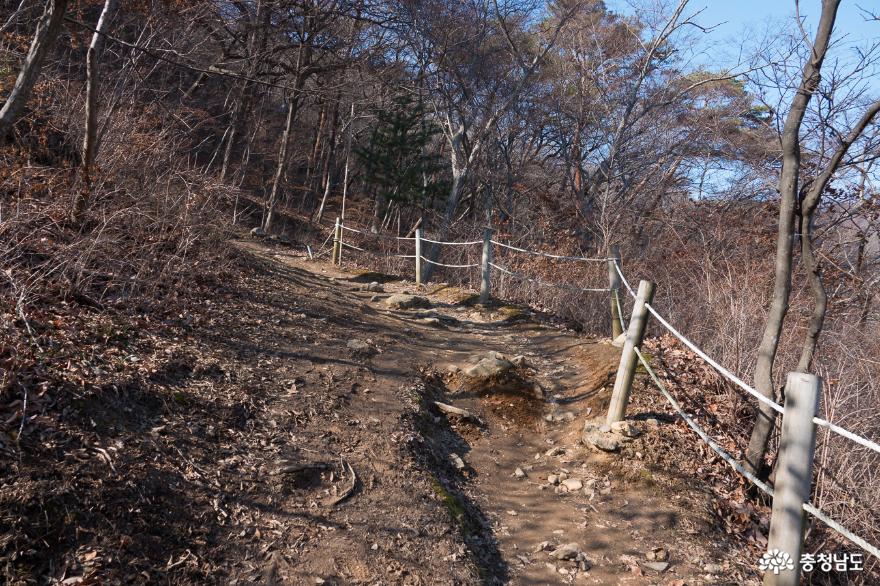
xmin=759 ymin=549 xmax=795 ymax=574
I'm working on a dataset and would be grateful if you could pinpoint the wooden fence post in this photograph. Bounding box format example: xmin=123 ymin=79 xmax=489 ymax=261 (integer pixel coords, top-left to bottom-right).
xmin=415 ymin=228 xmax=423 ymax=286
xmin=763 ymin=372 xmax=821 ymax=586
xmin=607 ymin=245 xmax=622 ymax=339
xmin=332 ymin=217 xmax=341 ymax=265
xmin=480 ymin=228 xmax=492 ymax=303
xmin=606 ymin=279 xmax=655 ymax=424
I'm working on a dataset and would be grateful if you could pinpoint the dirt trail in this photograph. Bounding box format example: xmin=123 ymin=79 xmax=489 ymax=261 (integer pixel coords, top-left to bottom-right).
xmin=246 ymin=241 xmax=754 ymax=586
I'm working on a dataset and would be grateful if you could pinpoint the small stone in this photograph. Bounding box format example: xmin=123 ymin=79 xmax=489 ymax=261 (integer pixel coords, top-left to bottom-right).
xmin=506 ymin=510 xmax=518 ymax=516
xmin=642 ymin=561 xmax=669 ymax=573
xmin=646 ymin=418 xmax=659 ymax=426
xmin=371 ymin=543 xmax=378 ymax=550
xmin=514 ymin=467 xmax=526 ymax=479
xmin=346 ymin=339 xmax=370 ymax=352
xmin=250 ymin=226 xmax=267 ymax=238
xmin=611 ymin=421 xmax=639 ymax=438
xmin=550 ymin=542 xmax=582 ymax=561
xmin=417 ymin=317 xmax=441 ymax=327
xmin=366 ymin=281 xmax=383 ymax=292
xmin=561 ymin=479 xmax=583 ymax=491
xmin=534 ymin=541 xmax=552 ymax=553
xmin=704 ymin=563 xmax=724 ymax=574
xmin=510 ymin=355 xmax=528 ymax=367
xmin=599 ymin=424 xmax=612 ymax=433
xmin=449 ymin=453 xmax=465 ymax=470
xmin=646 ymin=547 xmax=668 ymax=561
xmin=545 ymin=446 xmax=565 ymax=457
xmin=547 ymin=474 xmax=560 ymax=485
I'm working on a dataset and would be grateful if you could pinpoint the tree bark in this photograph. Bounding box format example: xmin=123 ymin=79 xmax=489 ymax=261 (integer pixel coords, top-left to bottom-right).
xmin=744 ymin=0 xmax=841 ymax=478
xmin=73 ymin=0 xmax=117 ymax=219
xmin=315 ymin=95 xmax=341 ymax=223
xmin=263 ymin=93 xmax=300 ymax=232
xmin=0 ymin=0 xmax=70 ymax=139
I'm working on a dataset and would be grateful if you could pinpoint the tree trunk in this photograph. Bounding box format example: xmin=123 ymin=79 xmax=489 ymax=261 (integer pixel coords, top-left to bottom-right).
xmin=263 ymin=94 xmax=299 ymax=232
xmin=73 ymin=0 xmax=117 ymax=219
xmin=744 ymin=0 xmax=840 ymax=478
xmin=0 ymin=0 xmax=70 ymax=139
xmin=315 ymin=96 xmax=341 ymax=223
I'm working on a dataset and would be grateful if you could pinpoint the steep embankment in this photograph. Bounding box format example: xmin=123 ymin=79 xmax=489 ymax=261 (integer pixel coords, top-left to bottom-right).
xmin=2 ymin=237 xmax=761 ymax=585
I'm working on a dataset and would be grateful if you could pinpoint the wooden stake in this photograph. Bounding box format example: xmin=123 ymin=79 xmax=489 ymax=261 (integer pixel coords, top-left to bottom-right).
xmin=606 ymin=279 xmax=655 ymax=424
xmin=480 ymin=228 xmax=492 ymax=303
xmin=415 ymin=228 xmax=423 ymax=286
xmin=607 ymin=245 xmax=622 ymax=338
xmin=332 ymin=217 xmax=341 ymax=265
xmin=763 ymin=372 xmax=821 ymax=586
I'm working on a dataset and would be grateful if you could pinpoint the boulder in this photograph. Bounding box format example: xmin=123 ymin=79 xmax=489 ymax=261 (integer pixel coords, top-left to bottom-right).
xmin=463 ymin=352 xmax=515 ymax=379
xmin=384 ymin=294 xmax=431 ymax=310
xmin=582 ymin=422 xmax=621 ymax=452
xmin=250 ymin=226 xmax=267 ymax=238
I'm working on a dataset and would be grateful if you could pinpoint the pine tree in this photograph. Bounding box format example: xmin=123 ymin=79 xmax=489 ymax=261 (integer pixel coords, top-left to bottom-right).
xmin=356 ymin=95 xmax=446 ymax=214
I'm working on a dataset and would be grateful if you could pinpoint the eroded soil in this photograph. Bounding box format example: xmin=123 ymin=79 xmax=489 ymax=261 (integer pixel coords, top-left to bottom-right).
xmin=1 ymin=239 xmax=761 ymax=585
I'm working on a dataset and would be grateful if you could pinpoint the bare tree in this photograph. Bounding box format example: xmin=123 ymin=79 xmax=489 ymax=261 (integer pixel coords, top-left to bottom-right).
xmin=744 ymin=0 xmax=880 ymax=476
xmin=0 ymin=0 xmax=69 ymax=139
xmin=73 ymin=0 xmax=119 ymax=219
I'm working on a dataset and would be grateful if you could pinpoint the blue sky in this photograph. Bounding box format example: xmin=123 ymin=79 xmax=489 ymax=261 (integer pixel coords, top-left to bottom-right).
xmin=690 ymin=1 xmax=876 ymax=45
xmin=607 ymin=1 xmax=879 ymax=66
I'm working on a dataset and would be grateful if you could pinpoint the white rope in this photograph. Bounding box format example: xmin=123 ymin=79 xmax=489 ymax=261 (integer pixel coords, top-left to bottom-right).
xmin=340 ymin=223 xmax=417 ymax=241
xmin=632 ymin=346 xmax=776 ymax=496
xmin=314 ymin=226 xmax=336 ymax=258
xmin=803 ymin=503 xmax=880 ymax=560
xmin=612 ymin=260 xmax=637 ymax=299
xmin=421 ymin=237 xmax=482 ymax=246
xmin=644 ymin=303 xmax=785 ymax=415
xmin=490 ymin=262 xmax=609 ymax=293
xmin=616 ymin=262 xmax=880 ymax=455
xmin=419 ymin=256 xmax=479 ymax=269
xmin=341 ymin=241 xmax=366 ymax=252
xmin=812 ymin=416 xmax=880 ymax=456
xmin=492 ymin=239 xmax=608 ymax=262
xmin=634 ymin=346 xmax=880 ymax=560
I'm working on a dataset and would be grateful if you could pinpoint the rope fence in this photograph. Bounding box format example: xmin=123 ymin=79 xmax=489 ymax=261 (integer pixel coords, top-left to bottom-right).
xmin=611 ymin=260 xmax=880 ymax=569
xmin=315 ymin=217 xmax=880 ymax=571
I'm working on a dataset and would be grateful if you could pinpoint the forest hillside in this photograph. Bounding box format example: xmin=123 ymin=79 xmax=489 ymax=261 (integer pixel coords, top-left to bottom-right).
xmin=1 ymin=0 xmax=879 ymax=584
